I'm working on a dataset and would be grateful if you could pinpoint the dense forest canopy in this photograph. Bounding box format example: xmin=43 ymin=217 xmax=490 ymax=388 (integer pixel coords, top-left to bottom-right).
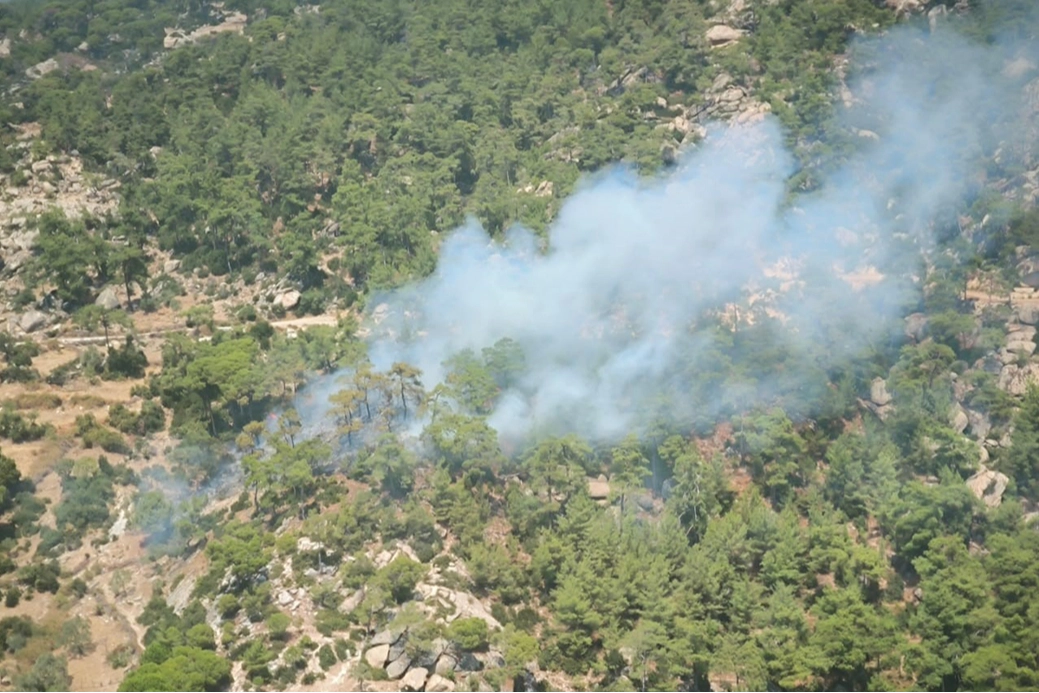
xmin=0 ymin=0 xmax=1037 ymax=692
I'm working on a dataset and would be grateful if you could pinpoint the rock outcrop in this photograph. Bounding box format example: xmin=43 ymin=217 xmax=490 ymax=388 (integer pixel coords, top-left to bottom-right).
xmin=364 ymin=643 xmax=390 ymax=668
xmin=998 ymin=361 xmax=1039 ymax=395
xmin=949 ymin=404 xmax=969 ymax=435
xmin=18 ymin=310 xmax=49 ymax=334
xmin=401 ymin=666 xmax=428 ymax=691
xmin=588 ymin=476 xmax=610 ymax=501
xmin=164 ymin=12 xmax=247 ymax=49
xmin=966 ymin=466 xmax=1009 ymax=508
xmin=275 ymin=290 xmax=301 ymax=310
xmin=426 ymin=673 xmax=456 ymax=692
xmin=95 ymin=286 xmax=122 ymax=311
xmin=706 ymin=24 xmax=744 ymax=47
xmin=870 ymin=378 xmax=893 ymax=407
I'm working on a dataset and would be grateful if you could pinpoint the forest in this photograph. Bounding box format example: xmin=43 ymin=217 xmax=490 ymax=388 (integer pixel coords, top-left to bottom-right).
xmin=0 ymin=0 xmax=1037 ymax=691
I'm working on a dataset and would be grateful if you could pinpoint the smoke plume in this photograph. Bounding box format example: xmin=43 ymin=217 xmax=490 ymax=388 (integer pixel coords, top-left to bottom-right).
xmin=320 ymin=21 xmax=1037 ymax=446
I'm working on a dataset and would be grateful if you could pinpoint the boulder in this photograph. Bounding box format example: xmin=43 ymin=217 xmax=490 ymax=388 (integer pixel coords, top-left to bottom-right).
xmin=477 ymin=651 xmax=506 ymax=669
xmin=388 ymin=639 xmax=407 ymax=663
xmin=706 ymin=24 xmax=743 ymax=46
xmin=412 ymin=639 xmax=448 ymax=669
xmin=95 ymin=285 xmax=121 ymax=310
xmin=435 ymin=654 xmax=458 ymax=677
xmin=1015 ymin=303 xmax=1039 ymax=325
xmin=386 ymin=654 xmax=412 ymax=680
xmin=164 ymin=259 xmax=181 ymax=274
xmin=904 ymin=312 xmax=928 ymax=342
xmin=949 ymin=405 xmax=969 ymax=435
xmin=719 ymin=87 xmax=745 ymax=104
xmin=588 ymin=478 xmax=610 ymax=500
xmin=370 ymin=629 xmax=400 ymax=646
xmin=886 ymin=0 xmax=926 ymax=16
xmin=26 ymin=58 xmax=59 ymax=80
xmin=19 ymin=310 xmax=48 ymax=333
xmin=401 ymin=667 xmax=428 ymax=692
xmin=457 ymin=652 xmax=483 ymax=673
xmin=364 ymin=644 xmax=390 ymax=669
xmin=966 ymin=466 xmax=1010 ymax=508
xmin=426 ymin=673 xmax=456 ymax=692
xmin=967 ymin=410 xmax=992 ymax=440
xmin=998 ymin=362 xmax=1039 ymax=395
xmin=634 ymin=493 xmax=655 ymax=512
xmin=276 ymin=289 xmax=301 ymax=310
xmin=1008 ymin=339 xmax=1038 ymax=356
xmin=870 ymin=378 xmax=893 ymax=406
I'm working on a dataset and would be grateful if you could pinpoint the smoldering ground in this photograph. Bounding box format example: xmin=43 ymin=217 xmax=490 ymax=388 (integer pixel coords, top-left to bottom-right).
xmin=302 ymin=20 xmax=1037 ymax=448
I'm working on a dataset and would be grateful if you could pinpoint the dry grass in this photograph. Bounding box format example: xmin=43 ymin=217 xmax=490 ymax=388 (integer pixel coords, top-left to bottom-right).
xmin=3 ymin=392 xmax=63 ymax=410
xmin=68 ymin=394 xmax=108 ymax=409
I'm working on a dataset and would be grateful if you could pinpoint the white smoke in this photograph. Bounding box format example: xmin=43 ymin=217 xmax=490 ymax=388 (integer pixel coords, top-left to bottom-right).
xmin=317 ymin=22 xmax=1037 ymax=445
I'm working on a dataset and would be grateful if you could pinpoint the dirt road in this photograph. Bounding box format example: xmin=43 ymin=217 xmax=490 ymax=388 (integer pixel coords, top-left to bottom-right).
xmin=56 ymin=313 xmax=341 ymax=347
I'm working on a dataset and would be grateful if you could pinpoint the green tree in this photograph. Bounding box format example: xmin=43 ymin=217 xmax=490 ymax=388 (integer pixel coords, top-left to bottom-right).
xmin=373 ymin=556 xmax=427 ymax=604
xmin=609 ymin=434 xmax=649 ymax=516
xmin=446 ymin=617 xmax=490 ymax=651
xmin=388 ymin=361 xmax=424 ymax=419
xmin=15 ymin=653 xmax=72 ymax=692
xmin=58 ymin=616 xmax=94 ymax=657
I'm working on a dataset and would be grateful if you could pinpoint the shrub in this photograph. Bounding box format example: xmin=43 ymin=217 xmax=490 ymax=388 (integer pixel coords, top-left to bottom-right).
xmin=266 ymin=612 xmax=291 ymax=640
xmin=446 ymin=617 xmax=490 ymax=652
xmin=317 ymin=643 xmax=337 ymax=670
xmin=0 ymin=410 xmax=50 ymax=442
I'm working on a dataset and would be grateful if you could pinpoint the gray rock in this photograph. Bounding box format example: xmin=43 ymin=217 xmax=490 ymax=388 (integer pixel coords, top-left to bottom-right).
xmin=457 ymin=652 xmax=483 ymax=673
xmin=386 ymin=654 xmax=412 ymax=680
xmin=388 ymin=638 xmax=407 ymax=663
xmin=164 ymin=259 xmax=181 ymax=274
xmin=477 ymin=651 xmax=505 ymax=669
xmin=1007 ymin=339 xmax=1038 ymax=356
xmin=371 ymin=629 xmax=399 ymax=646
xmin=19 ymin=310 xmax=48 ymax=333
xmin=705 ymin=24 xmax=743 ymax=46
xmin=7 ymin=229 xmax=37 ymax=251
xmin=634 ymin=493 xmax=655 ymax=512
xmin=435 ymin=654 xmax=457 ymax=677
xmin=870 ymin=378 xmax=893 ymax=406
xmin=276 ymin=289 xmax=301 ymax=310
xmin=401 ymin=667 xmax=428 ymax=692
xmin=341 ymin=589 xmax=363 ymax=614
xmin=364 ymin=643 xmax=390 ymax=669
xmin=95 ymin=285 xmax=121 ymax=310
xmin=998 ymin=363 xmax=1039 ymax=395
xmin=904 ymin=312 xmax=928 ymax=342
xmin=949 ymin=405 xmax=969 ymax=434
xmin=5 ymin=250 xmax=30 ymax=273
xmin=426 ymin=673 xmax=455 ymax=692
xmin=1015 ymin=303 xmax=1039 ymax=325
xmin=588 ymin=478 xmax=610 ymax=500
xmin=966 ymin=466 xmax=1010 ymax=508
xmin=967 ymin=410 xmax=992 ymax=440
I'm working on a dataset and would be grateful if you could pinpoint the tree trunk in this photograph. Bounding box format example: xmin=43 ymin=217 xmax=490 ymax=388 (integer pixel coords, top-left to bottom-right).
xmin=124 ymin=273 xmax=134 ymax=312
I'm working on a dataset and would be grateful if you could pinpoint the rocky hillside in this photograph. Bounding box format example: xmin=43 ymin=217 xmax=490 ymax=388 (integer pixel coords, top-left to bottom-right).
xmin=0 ymin=1 xmax=1038 ymax=692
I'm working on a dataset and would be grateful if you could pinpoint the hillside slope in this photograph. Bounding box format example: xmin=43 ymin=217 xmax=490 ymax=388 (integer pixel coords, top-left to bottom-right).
xmin=0 ymin=1 xmax=1038 ymax=692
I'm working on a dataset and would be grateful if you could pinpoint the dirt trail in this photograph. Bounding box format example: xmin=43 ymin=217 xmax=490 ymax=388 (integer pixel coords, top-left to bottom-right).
xmin=56 ymin=313 xmax=341 ymax=347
